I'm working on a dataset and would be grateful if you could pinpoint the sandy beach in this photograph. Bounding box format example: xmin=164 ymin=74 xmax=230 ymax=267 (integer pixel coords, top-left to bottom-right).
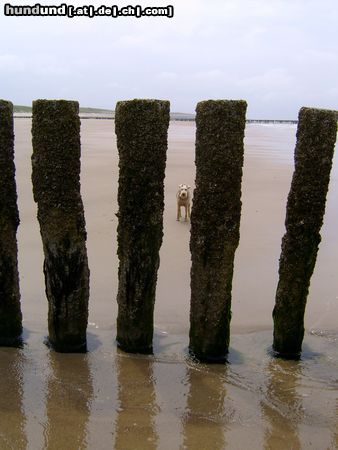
xmin=1 ymin=118 xmax=338 ymax=449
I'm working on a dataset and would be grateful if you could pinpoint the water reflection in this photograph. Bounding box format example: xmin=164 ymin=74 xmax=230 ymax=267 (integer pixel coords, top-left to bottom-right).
xmin=182 ymin=363 xmax=229 ymax=450
xmin=261 ymin=358 xmax=303 ymax=449
xmin=331 ymin=398 xmax=338 ymax=449
xmin=114 ymin=351 xmax=158 ymax=450
xmin=0 ymin=348 xmax=27 ymax=449
xmin=44 ymin=351 xmax=93 ymax=449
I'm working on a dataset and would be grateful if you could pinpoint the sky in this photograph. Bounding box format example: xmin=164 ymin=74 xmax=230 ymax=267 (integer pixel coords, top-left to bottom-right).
xmin=0 ymin=0 xmax=337 ymax=118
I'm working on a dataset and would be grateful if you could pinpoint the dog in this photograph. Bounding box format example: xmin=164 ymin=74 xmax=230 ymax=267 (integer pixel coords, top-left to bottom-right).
xmin=176 ymin=184 xmax=191 ymax=222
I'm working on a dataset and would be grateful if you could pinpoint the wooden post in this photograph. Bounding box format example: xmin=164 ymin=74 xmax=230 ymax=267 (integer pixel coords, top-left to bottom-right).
xmin=31 ymin=100 xmax=89 ymax=352
xmin=273 ymin=107 xmax=337 ymax=358
xmin=0 ymin=100 xmax=22 ymax=346
xmin=115 ymin=99 xmax=170 ymax=353
xmin=189 ymin=99 xmax=247 ymax=362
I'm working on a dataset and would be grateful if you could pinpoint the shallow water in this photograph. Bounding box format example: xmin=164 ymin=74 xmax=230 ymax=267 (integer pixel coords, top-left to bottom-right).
xmin=2 ymin=329 xmax=338 ymax=449
xmin=1 ymin=120 xmax=338 ymax=449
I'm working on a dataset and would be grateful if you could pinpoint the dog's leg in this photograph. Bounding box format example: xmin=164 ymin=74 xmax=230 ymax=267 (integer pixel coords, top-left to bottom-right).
xmin=184 ymin=205 xmax=188 ymax=222
xmin=177 ymin=204 xmax=180 ymax=221
xmin=187 ymin=203 xmax=191 ymax=221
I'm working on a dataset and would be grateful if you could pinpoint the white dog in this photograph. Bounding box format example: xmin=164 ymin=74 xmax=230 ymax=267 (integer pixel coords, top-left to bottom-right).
xmin=176 ymin=184 xmax=191 ymax=222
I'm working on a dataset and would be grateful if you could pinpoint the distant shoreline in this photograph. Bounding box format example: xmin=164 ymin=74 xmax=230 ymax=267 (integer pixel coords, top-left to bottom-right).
xmin=13 ymin=113 xmax=298 ymax=124
xmin=13 ymin=106 xmax=299 ymax=123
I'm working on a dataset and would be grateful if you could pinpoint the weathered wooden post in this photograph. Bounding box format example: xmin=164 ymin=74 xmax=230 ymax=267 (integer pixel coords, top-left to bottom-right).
xmin=273 ymin=107 xmax=337 ymax=358
xmin=0 ymin=100 xmax=22 ymax=346
xmin=189 ymin=99 xmax=247 ymax=362
xmin=115 ymin=99 xmax=170 ymax=353
xmin=31 ymin=99 xmax=89 ymax=352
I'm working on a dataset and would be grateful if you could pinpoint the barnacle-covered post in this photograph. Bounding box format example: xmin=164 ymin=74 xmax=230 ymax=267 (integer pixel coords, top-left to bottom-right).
xmin=0 ymin=100 xmax=22 ymax=345
xmin=115 ymin=99 xmax=170 ymax=353
xmin=31 ymin=99 xmax=89 ymax=352
xmin=273 ymin=107 xmax=337 ymax=358
xmin=189 ymin=100 xmax=247 ymax=362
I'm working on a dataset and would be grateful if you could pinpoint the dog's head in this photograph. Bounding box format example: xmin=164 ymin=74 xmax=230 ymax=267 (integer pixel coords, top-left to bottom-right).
xmin=178 ymin=184 xmax=191 ymax=199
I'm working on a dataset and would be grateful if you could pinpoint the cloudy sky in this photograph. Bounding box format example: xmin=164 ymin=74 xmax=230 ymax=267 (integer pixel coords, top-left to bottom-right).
xmin=0 ymin=0 xmax=337 ymax=118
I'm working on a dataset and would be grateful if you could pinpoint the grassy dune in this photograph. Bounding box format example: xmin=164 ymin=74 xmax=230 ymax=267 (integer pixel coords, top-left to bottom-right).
xmin=13 ymin=105 xmax=196 ymax=120
xmin=14 ymin=105 xmax=114 ymax=114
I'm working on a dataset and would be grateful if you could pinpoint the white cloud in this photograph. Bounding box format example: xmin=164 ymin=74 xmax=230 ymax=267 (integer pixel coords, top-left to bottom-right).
xmin=194 ymin=69 xmax=223 ymax=81
xmin=158 ymin=71 xmax=179 ymax=81
xmin=114 ymin=34 xmax=150 ymax=48
xmin=0 ymin=54 xmax=25 ymax=72
xmin=298 ymin=49 xmax=338 ymax=65
xmin=0 ymin=0 xmax=337 ymax=117
xmin=238 ymin=68 xmax=293 ymax=90
xmin=28 ymin=54 xmax=70 ymax=76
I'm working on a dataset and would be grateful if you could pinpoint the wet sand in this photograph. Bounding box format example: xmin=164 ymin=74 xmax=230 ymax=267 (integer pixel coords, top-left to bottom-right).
xmin=1 ymin=119 xmax=338 ymax=449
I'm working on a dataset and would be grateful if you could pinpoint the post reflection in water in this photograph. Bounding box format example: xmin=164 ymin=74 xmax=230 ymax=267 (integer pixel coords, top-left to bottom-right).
xmin=44 ymin=351 xmax=93 ymax=449
xmin=261 ymin=358 xmax=303 ymax=450
xmin=114 ymin=351 xmax=158 ymax=450
xmin=182 ymin=363 xmax=229 ymax=450
xmin=0 ymin=348 xmax=27 ymax=449
xmin=330 ymin=398 xmax=338 ymax=449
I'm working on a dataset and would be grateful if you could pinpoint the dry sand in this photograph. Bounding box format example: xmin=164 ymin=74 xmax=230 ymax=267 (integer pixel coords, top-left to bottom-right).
xmin=1 ymin=118 xmax=338 ymax=449
xmin=16 ymin=118 xmax=338 ymax=334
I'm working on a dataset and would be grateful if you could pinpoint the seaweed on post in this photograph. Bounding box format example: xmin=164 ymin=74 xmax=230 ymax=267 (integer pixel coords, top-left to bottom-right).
xmin=273 ymin=107 xmax=337 ymax=358
xmin=189 ymin=99 xmax=247 ymax=362
xmin=31 ymin=99 xmax=90 ymax=352
xmin=0 ymin=99 xmax=22 ymax=346
xmin=115 ymin=99 xmax=170 ymax=354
